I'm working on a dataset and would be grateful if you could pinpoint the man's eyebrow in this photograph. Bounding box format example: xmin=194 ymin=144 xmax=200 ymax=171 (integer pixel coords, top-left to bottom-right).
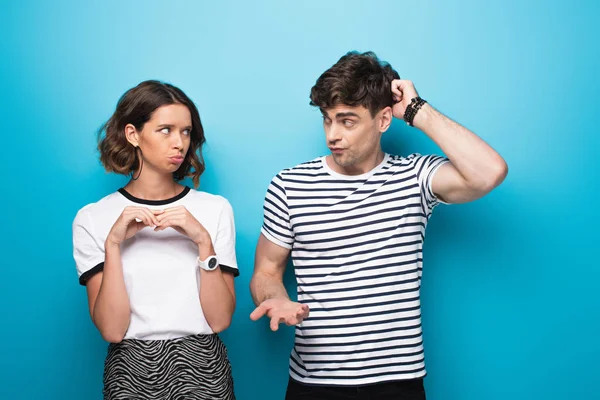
xmin=335 ymin=112 xmax=360 ymax=118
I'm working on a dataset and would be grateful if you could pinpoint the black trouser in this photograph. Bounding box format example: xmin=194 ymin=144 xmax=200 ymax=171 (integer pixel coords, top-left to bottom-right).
xmin=285 ymin=377 xmax=426 ymax=400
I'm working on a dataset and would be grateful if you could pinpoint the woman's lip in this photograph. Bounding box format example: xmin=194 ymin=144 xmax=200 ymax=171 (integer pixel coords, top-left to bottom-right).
xmin=169 ymin=156 xmax=184 ymax=163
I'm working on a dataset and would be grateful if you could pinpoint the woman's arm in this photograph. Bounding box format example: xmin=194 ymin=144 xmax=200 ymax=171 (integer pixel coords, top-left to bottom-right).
xmin=84 ymin=206 xmax=161 ymax=342
xmin=154 ymin=205 xmax=237 ymax=333
xmin=197 ymin=242 xmax=236 ymax=333
xmin=85 ymin=242 xmax=131 ymax=343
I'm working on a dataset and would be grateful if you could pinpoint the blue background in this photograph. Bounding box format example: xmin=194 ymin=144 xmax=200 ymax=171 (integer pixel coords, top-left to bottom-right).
xmin=1 ymin=1 xmax=598 ymax=399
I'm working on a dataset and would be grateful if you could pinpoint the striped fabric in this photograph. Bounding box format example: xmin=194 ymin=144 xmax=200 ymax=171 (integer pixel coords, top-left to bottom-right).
xmin=261 ymin=153 xmax=448 ymax=386
xmin=103 ymin=334 xmax=235 ymax=399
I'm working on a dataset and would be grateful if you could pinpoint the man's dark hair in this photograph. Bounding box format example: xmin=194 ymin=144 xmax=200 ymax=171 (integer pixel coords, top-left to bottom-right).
xmin=310 ymin=51 xmax=400 ymax=117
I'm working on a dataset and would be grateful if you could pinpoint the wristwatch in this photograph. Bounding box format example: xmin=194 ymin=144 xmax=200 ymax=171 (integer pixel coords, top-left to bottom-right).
xmin=197 ymin=255 xmax=219 ymax=271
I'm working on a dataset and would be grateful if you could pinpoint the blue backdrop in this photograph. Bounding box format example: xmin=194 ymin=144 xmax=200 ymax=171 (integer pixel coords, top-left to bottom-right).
xmin=1 ymin=1 xmax=598 ymax=399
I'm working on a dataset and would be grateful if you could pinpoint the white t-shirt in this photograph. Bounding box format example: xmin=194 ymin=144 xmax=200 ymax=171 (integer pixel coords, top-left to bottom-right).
xmin=72 ymin=186 xmax=239 ymax=340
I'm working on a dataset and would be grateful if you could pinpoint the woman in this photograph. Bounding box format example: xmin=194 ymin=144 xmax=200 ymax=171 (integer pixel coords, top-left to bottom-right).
xmin=72 ymin=80 xmax=238 ymax=399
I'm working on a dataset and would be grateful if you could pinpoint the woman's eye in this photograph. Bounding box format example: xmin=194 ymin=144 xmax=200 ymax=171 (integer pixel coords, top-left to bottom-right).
xmin=160 ymin=127 xmax=170 ymax=134
xmin=182 ymin=129 xmax=191 ymax=136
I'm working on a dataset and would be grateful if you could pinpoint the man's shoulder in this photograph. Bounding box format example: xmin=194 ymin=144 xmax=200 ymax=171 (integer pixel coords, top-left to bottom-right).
xmin=387 ymin=152 xmax=444 ymax=172
xmin=270 ymin=157 xmax=325 ymax=181
xmin=388 ymin=153 xmax=423 ymax=165
xmin=282 ymin=157 xmax=323 ymax=173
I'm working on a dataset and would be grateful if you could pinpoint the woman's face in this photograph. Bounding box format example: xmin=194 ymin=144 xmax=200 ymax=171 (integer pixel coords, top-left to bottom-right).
xmin=130 ymin=103 xmax=193 ymax=175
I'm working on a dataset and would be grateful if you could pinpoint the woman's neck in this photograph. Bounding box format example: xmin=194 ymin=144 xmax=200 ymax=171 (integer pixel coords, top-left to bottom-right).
xmin=124 ymin=169 xmax=184 ymax=201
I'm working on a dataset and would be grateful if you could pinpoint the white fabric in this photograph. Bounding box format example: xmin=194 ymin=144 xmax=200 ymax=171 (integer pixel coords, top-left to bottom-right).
xmin=72 ymin=187 xmax=238 ymax=340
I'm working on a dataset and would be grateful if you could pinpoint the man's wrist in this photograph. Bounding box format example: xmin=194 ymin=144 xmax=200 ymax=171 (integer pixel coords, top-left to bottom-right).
xmin=412 ymin=102 xmax=434 ymax=130
xmin=263 ymin=293 xmax=290 ymax=303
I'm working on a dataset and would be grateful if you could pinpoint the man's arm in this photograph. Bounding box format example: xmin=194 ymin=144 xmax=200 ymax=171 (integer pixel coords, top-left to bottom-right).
xmin=392 ymin=80 xmax=508 ymax=203
xmin=250 ymin=234 xmax=290 ymax=305
xmin=249 ymin=234 xmax=309 ymax=331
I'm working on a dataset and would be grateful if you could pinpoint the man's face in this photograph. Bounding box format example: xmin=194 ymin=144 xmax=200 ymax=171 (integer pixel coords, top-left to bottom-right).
xmin=322 ymin=105 xmax=390 ymax=171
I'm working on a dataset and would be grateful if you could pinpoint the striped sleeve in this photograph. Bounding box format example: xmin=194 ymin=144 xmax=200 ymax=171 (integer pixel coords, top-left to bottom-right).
xmin=261 ymin=173 xmax=293 ymax=249
xmin=412 ymin=153 xmax=450 ymax=210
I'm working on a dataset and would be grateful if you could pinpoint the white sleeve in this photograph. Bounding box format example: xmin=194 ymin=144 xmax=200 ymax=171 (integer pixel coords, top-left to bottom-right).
xmin=214 ymin=199 xmax=239 ymax=277
xmin=72 ymin=208 xmax=105 ymax=286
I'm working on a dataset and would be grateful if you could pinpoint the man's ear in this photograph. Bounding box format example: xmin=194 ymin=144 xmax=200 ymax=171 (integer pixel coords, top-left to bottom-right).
xmin=378 ymin=106 xmax=393 ymax=133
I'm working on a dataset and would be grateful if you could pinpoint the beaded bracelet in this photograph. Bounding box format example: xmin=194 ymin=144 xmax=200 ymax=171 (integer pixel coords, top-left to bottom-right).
xmin=403 ymin=97 xmax=427 ymax=126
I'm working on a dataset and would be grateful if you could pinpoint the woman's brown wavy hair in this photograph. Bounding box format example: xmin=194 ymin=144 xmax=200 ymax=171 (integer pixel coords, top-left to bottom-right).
xmin=97 ymin=80 xmax=205 ymax=188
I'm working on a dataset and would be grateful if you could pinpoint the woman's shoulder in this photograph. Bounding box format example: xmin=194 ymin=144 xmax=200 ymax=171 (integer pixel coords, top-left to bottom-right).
xmin=184 ymin=189 xmax=234 ymax=219
xmin=186 ymin=188 xmax=231 ymax=206
xmin=73 ymin=191 xmax=125 ymax=226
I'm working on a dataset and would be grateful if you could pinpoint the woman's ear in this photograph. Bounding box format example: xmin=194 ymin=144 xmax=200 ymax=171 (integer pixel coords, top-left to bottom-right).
xmin=125 ymin=124 xmax=140 ymax=147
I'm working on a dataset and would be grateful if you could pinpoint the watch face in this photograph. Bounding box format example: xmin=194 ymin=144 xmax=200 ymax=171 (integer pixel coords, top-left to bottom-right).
xmin=208 ymin=257 xmax=218 ymax=269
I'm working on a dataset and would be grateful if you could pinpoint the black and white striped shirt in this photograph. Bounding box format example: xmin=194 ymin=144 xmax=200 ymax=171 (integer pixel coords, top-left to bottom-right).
xmin=261 ymin=153 xmax=449 ymax=386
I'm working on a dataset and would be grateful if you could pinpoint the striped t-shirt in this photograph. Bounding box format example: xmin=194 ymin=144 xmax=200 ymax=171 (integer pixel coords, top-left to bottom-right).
xmin=261 ymin=153 xmax=449 ymax=386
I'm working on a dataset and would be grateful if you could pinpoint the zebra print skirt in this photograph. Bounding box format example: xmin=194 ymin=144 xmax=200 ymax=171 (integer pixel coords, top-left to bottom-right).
xmin=103 ymin=333 xmax=235 ymax=399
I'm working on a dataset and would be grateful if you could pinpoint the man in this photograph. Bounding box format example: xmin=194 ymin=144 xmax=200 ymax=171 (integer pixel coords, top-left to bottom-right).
xmin=250 ymin=51 xmax=507 ymax=399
